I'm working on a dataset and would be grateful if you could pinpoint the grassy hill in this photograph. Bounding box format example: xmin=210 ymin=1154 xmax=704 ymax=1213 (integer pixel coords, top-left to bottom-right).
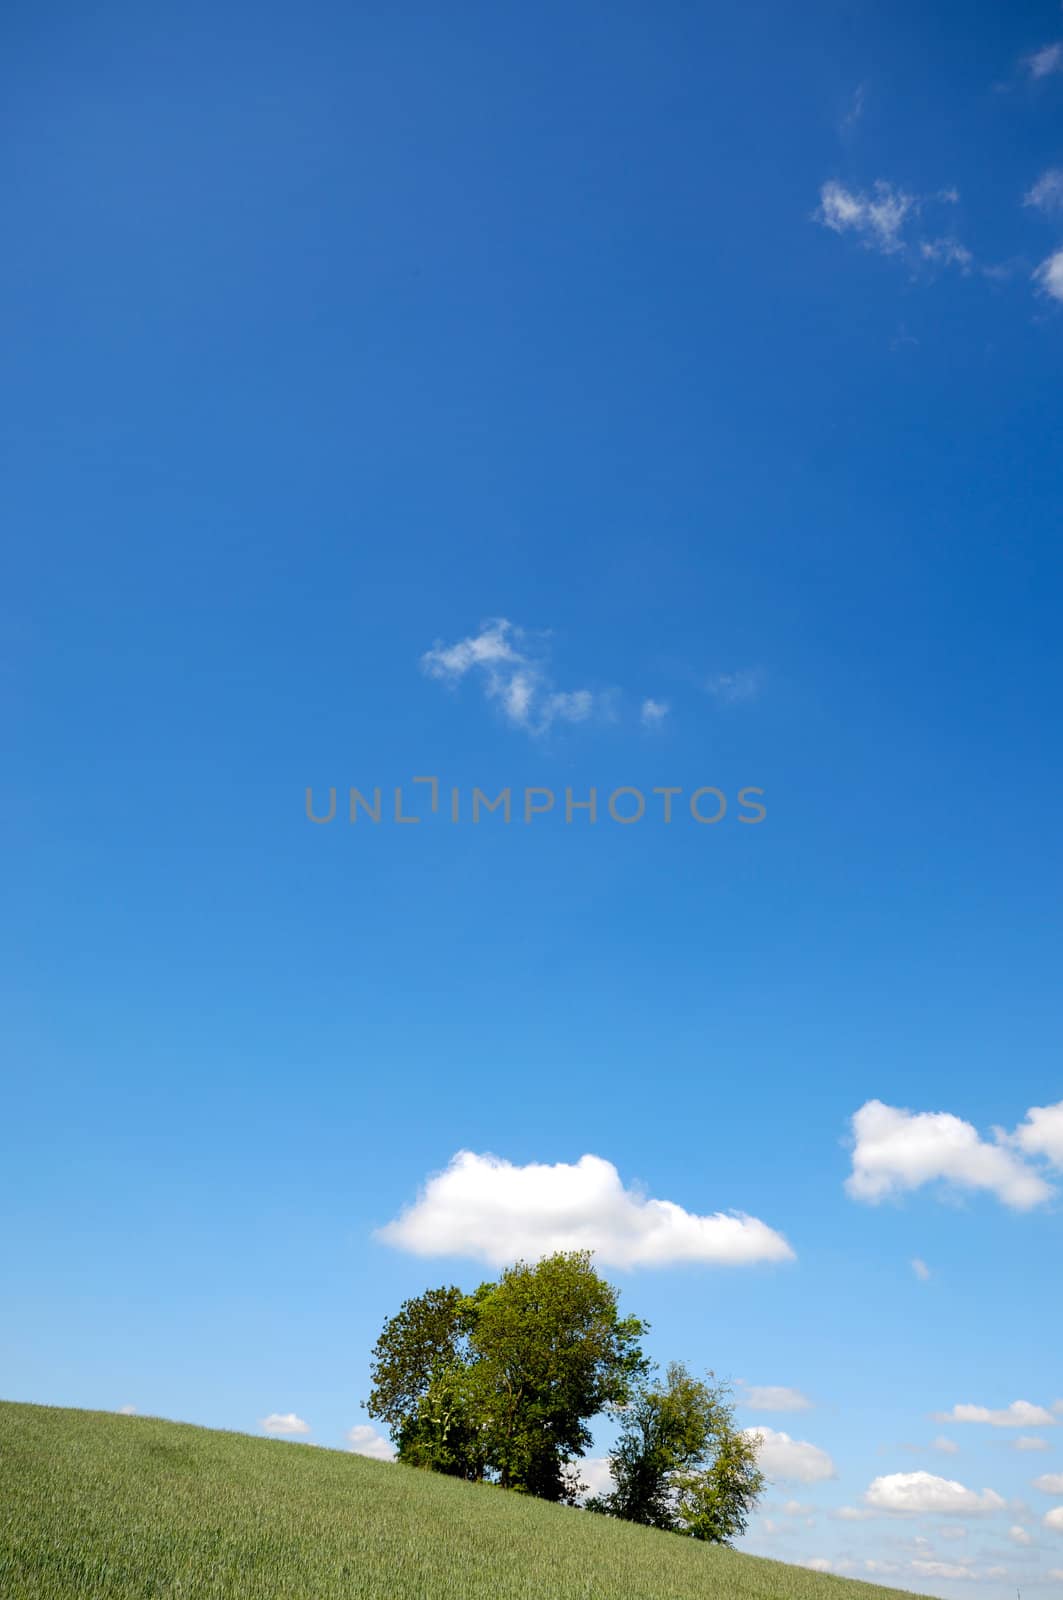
xmin=0 ymin=1401 xmax=928 ymax=1600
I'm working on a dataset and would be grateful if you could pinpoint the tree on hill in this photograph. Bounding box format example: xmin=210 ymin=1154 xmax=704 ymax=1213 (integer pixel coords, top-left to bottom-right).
xmin=366 ymin=1251 xmax=649 ymax=1502
xmin=586 ymin=1362 xmax=765 ymax=1543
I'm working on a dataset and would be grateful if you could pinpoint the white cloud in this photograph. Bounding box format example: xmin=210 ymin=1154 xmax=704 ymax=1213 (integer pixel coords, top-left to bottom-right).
xmin=912 ymin=1257 xmax=932 ymax=1282
xmin=817 ymin=180 xmax=914 ymax=254
xmin=834 ymin=1505 xmax=877 ymax=1522
xmin=1014 ymin=1437 xmax=1050 ymax=1452
xmin=706 ymin=669 xmax=761 ymax=703
xmin=1045 ymin=1506 xmax=1063 ymax=1532
xmin=841 ymin=84 xmax=866 ymax=134
xmin=1010 ymin=1525 xmax=1034 ymax=1546
xmin=640 ymin=697 xmax=670 ymax=728
xmin=346 ymin=1425 xmax=394 ymax=1461
xmin=1013 ymin=1099 xmax=1063 ymax=1165
xmin=1025 ymin=169 xmax=1063 ymax=214
xmin=816 ymin=182 xmax=974 ymax=274
xmin=1034 ymin=1474 xmax=1063 ymax=1495
xmin=932 ymin=1437 xmax=959 ymax=1455
xmin=804 ymin=1557 xmax=834 ymax=1572
xmin=920 ymin=237 xmax=973 ymax=271
xmin=1025 ymin=42 xmax=1063 ymax=80
xmin=846 ymin=1099 xmax=1054 ymax=1211
xmin=745 ymin=1427 xmax=837 ymax=1484
xmin=569 ymin=1456 xmax=614 ymax=1499
xmin=421 ymin=619 xmax=602 ymax=737
xmin=117 ymin=1404 xmax=137 ymax=1415
xmin=1035 ymin=250 xmax=1063 ymax=305
xmin=377 ymin=1152 xmax=794 ymax=1269
xmin=865 ymin=1471 xmax=1005 ymax=1517
xmin=260 ymin=1413 xmax=311 ymax=1436
xmin=741 ymin=1386 xmax=813 ymax=1413
xmin=934 ymin=1402 xmax=1058 ymax=1430
xmin=910 ymin=1559 xmax=978 ymax=1581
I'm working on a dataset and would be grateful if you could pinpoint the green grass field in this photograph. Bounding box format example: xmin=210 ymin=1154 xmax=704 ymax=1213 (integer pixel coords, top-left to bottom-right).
xmin=0 ymin=1401 xmax=929 ymax=1600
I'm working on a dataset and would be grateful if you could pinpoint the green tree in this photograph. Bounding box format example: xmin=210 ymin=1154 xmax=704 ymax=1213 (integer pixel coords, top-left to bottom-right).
xmin=470 ymin=1252 xmax=648 ymax=1500
xmin=366 ymin=1284 xmax=483 ymax=1477
xmin=365 ymin=1252 xmax=648 ymax=1502
xmin=588 ymin=1363 xmax=764 ymax=1543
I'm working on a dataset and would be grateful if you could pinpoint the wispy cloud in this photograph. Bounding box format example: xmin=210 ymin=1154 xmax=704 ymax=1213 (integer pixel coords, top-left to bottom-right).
xmin=640 ymin=697 xmax=670 ymax=728
xmin=817 ymin=180 xmax=914 ymax=255
xmin=920 ymin=238 xmax=973 ymax=272
xmin=815 ymin=182 xmax=973 ymax=274
xmin=1024 ymin=42 xmax=1063 ymax=80
xmin=376 ymin=1150 xmax=794 ymax=1269
xmin=933 ymin=1401 xmax=1058 ymax=1430
xmin=1024 ymin=169 xmax=1063 ymax=214
xmin=706 ymin=668 xmax=761 ymax=704
xmin=841 ymin=84 xmax=866 ymax=135
xmin=912 ymin=1257 xmax=932 ymax=1282
xmin=422 ymin=619 xmax=604 ymax=737
xmin=740 ymin=1385 xmax=814 ymax=1413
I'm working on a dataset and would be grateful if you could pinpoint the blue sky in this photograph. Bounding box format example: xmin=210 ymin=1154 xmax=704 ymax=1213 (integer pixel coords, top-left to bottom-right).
xmin=3 ymin=0 xmax=1063 ymax=1592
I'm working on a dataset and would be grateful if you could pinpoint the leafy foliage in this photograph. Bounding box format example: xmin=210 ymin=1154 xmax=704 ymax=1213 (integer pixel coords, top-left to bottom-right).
xmin=588 ymin=1363 xmax=765 ymax=1543
xmin=367 ymin=1252 xmax=648 ymax=1502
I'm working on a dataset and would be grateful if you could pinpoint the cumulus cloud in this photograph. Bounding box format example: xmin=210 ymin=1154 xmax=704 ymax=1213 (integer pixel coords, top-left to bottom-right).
xmin=846 ymin=1099 xmax=1054 ymax=1211
xmin=1045 ymin=1507 xmax=1063 ymax=1532
xmin=1013 ymin=1100 xmax=1063 ymax=1165
xmin=346 ymin=1425 xmax=394 ymax=1461
xmin=741 ymin=1386 xmax=813 ymax=1413
xmin=568 ymin=1456 xmax=615 ymax=1500
xmin=376 ymin=1151 xmax=794 ymax=1269
xmin=833 ymin=1505 xmax=877 ymax=1522
xmin=745 ymin=1427 xmax=837 ymax=1484
xmin=1025 ymin=43 xmax=1063 ymax=80
xmin=1025 ymin=169 xmax=1063 ymax=214
xmin=804 ymin=1557 xmax=834 ymax=1572
xmin=421 ymin=619 xmax=604 ymax=737
xmin=260 ymin=1413 xmax=311 ymax=1436
xmin=117 ymin=1404 xmax=137 ymax=1416
xmin=640 ymin=697 xmax=670 ymax=728
xmin=934 ymin=1402 xmax=1058 ymax=1430
xmin=1034 ymin=1474 xmax=1063 ymax=1495
xmin=1010 ymin=1525 xmax=1034 ymax=1546
xmin=865 ymin=1471 xmax=1005 ymax=1517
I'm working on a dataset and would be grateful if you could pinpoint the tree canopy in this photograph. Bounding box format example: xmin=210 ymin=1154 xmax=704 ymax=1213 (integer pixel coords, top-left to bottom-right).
xmin=587 ymin=1362 xmax=765 ymax=1543
xmin=365 ymin=1254 xmax=764 ymax=1541
xmin=367 ymin=1251 xmax=647 ymax=1501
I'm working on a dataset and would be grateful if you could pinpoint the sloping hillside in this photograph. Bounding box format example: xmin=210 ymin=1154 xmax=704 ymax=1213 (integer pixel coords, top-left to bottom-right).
xmin=0 ymin=1401 xmax=928 ymax=1600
